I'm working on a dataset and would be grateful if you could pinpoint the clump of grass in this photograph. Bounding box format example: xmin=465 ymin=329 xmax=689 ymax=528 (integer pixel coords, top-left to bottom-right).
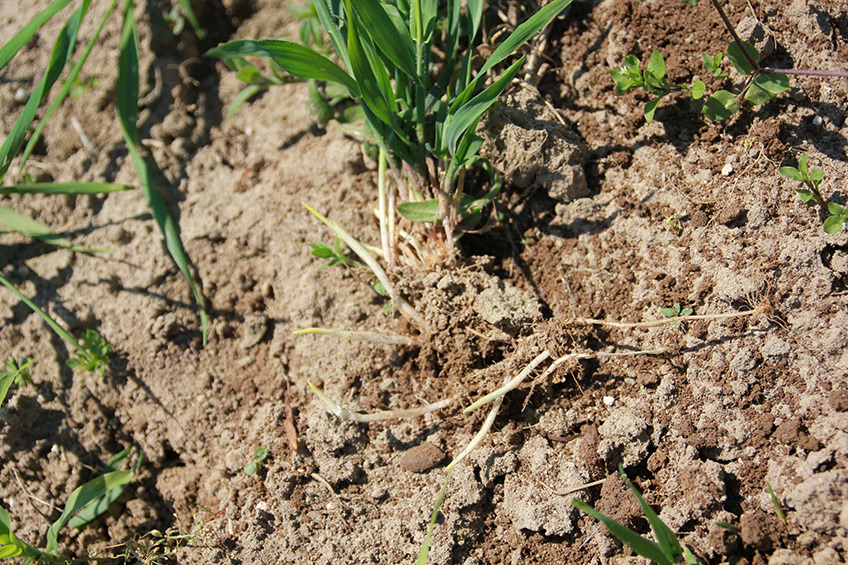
xmin=209 ymin=0 xmax=574 ymax=265
xmin=572 ymin=465 xmax=703 ymax=565
xmin=1 ymin=0 xmax=208 ymax=343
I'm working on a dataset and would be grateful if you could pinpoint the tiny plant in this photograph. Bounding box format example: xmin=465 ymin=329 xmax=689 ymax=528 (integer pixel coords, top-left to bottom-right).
xmin=309 ymin=238 xmax=360 ymax=269
xmin=572 ymin=466 xmax=702 ymax=565
xmin=779 ymin=153 xmax=846 ymax=233
xmin=66 ymin=329 xmax=112 ymax=379
xmin=243 ymin=447 xmax=268 ymax=476
xmin=661 ymin=303 xmax=693 ymax=329
xmin=611 ymin=0 xmax=848 ymax=122
xmin=766 ymin=483 xmax=787 ymax=525
xmin=2 ymin=355 xmax=33 ymax=387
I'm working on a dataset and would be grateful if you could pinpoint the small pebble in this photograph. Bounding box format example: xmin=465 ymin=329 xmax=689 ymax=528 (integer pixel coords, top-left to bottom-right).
xmin=14 ymin=88 xmax=27 ymax=103
xmin=813 ymin=115 xmax=824 ymax=126
xmin=603 ymin=396 xmax=615 ymax=406
xmin=721 ymin=163 xmax=734 ymax=176
xmin=398 ymin=442 xmax=445 ymax=473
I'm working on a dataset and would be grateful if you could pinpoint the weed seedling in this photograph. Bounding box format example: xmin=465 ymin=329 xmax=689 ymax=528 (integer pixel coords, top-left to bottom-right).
xmin=572 ymin=466 xmax=702 ymax=565
xmin=2 ymin=355 xmax=33 ymax=387
xmin=243 ymin=447 xmax=268 ymax=476
xmin=766 ymin=483 xmax=787 ymax=525
xmin=66 ymin=329 xmax=113 ymax=379
xmin=661 ymin=303 xmax=694 ymax=329
xmin=779 ymin=153 xmax=846 ymax=233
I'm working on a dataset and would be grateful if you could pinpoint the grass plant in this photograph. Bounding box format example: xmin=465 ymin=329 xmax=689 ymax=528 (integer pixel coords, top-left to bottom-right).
xmin=209 ymin=0 xmax=574 ymax=263
xmin=572 ymin=465 xmax=702 ymax=565
xmin=0 ymin=447 xmax=142 ymax=562
xmin=1 ymin=0 xmax=208 ymax=344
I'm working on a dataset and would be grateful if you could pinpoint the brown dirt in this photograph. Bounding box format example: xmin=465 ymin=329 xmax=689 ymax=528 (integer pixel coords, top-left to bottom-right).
xmin=1 ymin=0 xmax=847 ymax=563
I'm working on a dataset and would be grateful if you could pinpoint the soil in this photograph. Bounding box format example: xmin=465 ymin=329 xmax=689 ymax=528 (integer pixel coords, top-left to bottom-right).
xmin=1 ymin=0 xmax=847 ymax=563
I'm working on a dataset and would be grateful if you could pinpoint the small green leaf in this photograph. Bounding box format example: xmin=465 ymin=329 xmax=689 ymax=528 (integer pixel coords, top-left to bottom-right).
xmin=703 ymin=90 xmax=738 ymax=121
xmin=647 ymin=50 xmax=666 ymax=80
xmin=823 ymin=215 xmax=844 ymax=234
xmin=744 ymin=82 xmax=775 ymax=106
xmin=681 ymin=307 xmax=694 ymax=317
xmin=798 ymin=154 xmax=809 ymax=176
xmin=827 ymin=202 xmax=843 ymax=216
xmin=691 ymin=80 xmax=706 ymax=100
xmin=254 ymin=447 xmax=268 ymax=461
xmin=752 ymin=73 xmax=789 ymax=95
xmin=244 ymin=461 xmax=258 ymax=475
xmin=726 ymin=41 xmax=759 ymax=75
xmin=795 ymin=189 xmax=815 ymax=204
xmin=644 ymin=98 xmax=661 ymax=122
xmin=778 ymin=166 xmax=803 ymax=181
xmin=809 ymin=168 xmax=824 ymax=188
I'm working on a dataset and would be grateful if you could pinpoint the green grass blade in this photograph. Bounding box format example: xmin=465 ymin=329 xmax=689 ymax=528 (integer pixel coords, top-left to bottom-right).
xmin=479 ymin=0 xmax=572 ymax=75
xmin=349 ymin=0 xmax=417 ymax=81
xmin=0 ymin=272 xmax=88 ymax=358
xmin=310 ymin=0 xmax=351 ymax=71
xmin=618 ymin=466 xmax=683 ymax=562
xmin=0 ymin=372 xmax=13 ymax=408
xmin=227 ymin=84 xmax=265 ymax=116
xmin=19 ymin=0 xmax=119 ymax=173
xmin=0 ymin=505 xmax=43 ymax=560
xmin=445 ymin=58 xmax=522 ymax=155
xmin=0 ymin=0 xmax=74 ymax=70
xmin=345 ymin=4 xmax=394 ymax=126
xmin=572 ymin=499 xmax=673 ymax=565
xmin=45 ymin=470 xmax=133 ymax=553
xmin=0 ymin=0 xmax=91 ymax=182
xmin=0 ymin=205 xmax=109 ymax=253
xmin=416 ymin=473 xmax=452 ymax=565
xmin=207 ymin=40 xmax=360 ymax=95
xmin=1 ymin=182 xmax=131 ymax=195
xmin=452 ymin=0 xmax=571 ymax=109
xmin=176 ymin=0 xmax=206 ymax=39
xmin=68 ymin=447 xmax=142 ymax=528
xmin=118 ymin=0 xmax=208 ymax=345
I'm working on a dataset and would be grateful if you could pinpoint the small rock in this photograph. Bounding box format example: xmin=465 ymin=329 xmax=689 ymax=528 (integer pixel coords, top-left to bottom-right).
xmin=399 ymin=442 xmax=445 ymax=473
xmin=240 ymin=313 xmax=268 ymax=349
xmin=737 ymin=16 xmax=775 ymax=61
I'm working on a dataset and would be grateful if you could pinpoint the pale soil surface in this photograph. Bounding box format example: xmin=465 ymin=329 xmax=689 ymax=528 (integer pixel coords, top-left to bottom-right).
xmin=1 ymin=0 xmax=847 ymax=563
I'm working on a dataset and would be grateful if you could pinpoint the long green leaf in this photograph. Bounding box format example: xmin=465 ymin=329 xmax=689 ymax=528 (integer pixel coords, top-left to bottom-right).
xmin=0 ymin=0 xmax=74 ymax=70
xmin=453 ymin=0 xmax=572 ymax=108
xmin=45 ymin=470 xmax=133 ymax=552
xmin=445 ymin=58 xmax=522 ymax=155
xmin=0 ymin=0 xmax=91 ymax=182
xmin=310 ymin=0 xmax=351 ymax=71
xmin=572 ymin=499 xmax=673 ymax=565
xmin=207 ymin=40 xmax=359 ymax=95
xmin=345 ymin=3 xmax=394 ymax=126
xmin=20 ymin=0 xmax=119 ymax=173
xmin=0 ymin=182 xmax=131 ymax=195
xmin=0 ymin=272 xmax=88 ymax=358
xmin=176 ymin=0 xmax=206 ymax=39
xmin=349 ymin=0 xmax=417 ymax=81
xmin=619 ymin=466 xmax=683 ymax=562
xmin=68 ymin=447 xmax=142 ymax=528
xmin=416 ymin=473 xmax=452 ymax=565
xmin=118 ymin=0 xmax=208 ymax=345
xmin=0 ymin=505 xmax=42 ymax=560
xmin=0 ymin=205 xmax=109 ymax=253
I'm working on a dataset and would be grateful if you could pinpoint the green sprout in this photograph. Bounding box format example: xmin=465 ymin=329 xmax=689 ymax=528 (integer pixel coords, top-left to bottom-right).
xmin=2 ymin=355 xmax=33 ymax=387
xmin=243 ymin=447 xmax=268 ymax=476
xmin=572 ymin=466 xmax=702 ymax=565
xmin=66 ymin=329 xmax=113 ymax=379
xmin=766 ymin=483 xmax=787 ymax=525
xmin=779 ymin=153 xmax=827 ymax=208
xmin=0 ymin=447 xmax=141 ymax=562
xmin=610 ymin=50 xmax=706 ymax=122
xmin=779 ymin=153 xmax=846 ymax=233
xmin=309 ymin=238 xmax=361 ymax=269
xmin=661 ymin=303 xmax=693 ymax=329
xmin=701 ymin=52 xmax=728 ymax=79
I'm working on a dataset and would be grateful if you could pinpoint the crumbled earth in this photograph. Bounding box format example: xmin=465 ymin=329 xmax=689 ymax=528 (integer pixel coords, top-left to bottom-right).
xmin=0 ymin=0 xmax=847 ymax=563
